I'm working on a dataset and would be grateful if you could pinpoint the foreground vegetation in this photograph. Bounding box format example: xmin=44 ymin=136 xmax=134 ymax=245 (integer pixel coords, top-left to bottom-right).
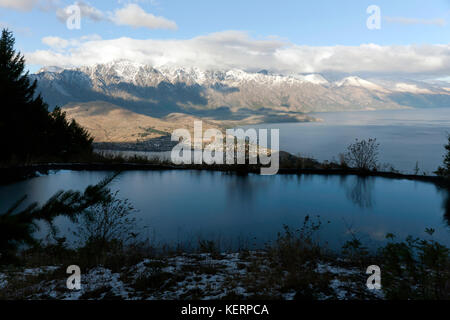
xmin=0 ymin=177 xmax=448 ymax=300
xmin=0 ymin=220 xmax=448 ymax=300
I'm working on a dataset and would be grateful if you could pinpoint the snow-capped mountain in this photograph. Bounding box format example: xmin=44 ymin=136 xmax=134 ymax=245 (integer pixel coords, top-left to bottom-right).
xmin=31 ymin=60 xmax=450 ymax=118
xmin=334 ymin=76 xmax=388 ymax=92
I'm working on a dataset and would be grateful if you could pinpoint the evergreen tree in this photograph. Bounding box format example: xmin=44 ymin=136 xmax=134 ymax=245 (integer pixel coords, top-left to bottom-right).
xmin=0 ymin=174 xmax=118 ymax=264
xmin=436 ymin=134 xmax=450 ymax=178
xmin=0 ymin=28 xmax=92 ymax=164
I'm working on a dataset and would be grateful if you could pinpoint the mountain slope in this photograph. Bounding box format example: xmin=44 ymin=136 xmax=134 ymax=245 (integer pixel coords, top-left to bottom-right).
xmin=33 ymin=61 xmax=450 ymax=119
xmin=62 ymin=101 xmax=221 ymax=143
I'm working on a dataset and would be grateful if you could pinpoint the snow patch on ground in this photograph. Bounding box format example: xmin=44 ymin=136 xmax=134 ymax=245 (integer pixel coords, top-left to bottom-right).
xmin=23 ymin=266 xmax=60 ymax=276
xmin=0 ymin=273 xmax=8 ymax=289
xmin=1 ymin=253 xmax=384 ymax=300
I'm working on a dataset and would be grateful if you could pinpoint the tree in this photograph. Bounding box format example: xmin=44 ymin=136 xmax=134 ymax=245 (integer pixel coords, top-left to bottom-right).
xmin=47 ymin=107 xmax=93 ymax=159
xmin=345 ymin=138 xmax=379 ymax=171
xmin=0 ymin=174 xmax=118 ymax=264
xmin=436 ymin=134 xmax=450 ymax=178
xmin=74 ymin=191 xmax=137 ymax=246
xmin=0 ymin=28 xmax=92 ymax=164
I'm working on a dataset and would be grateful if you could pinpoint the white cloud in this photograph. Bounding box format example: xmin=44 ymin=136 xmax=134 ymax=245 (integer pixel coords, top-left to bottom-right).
xmin=0 ymin=0 xmax=59 ymax=11
xmin=54 ymin=2 xmax=176 ymax=30
xmin=56 ymin=1 xmax=104 ymax=23
xmin=41 ymin=34 xmax=101 ymax=50
xmin=26 ymin=31 xmax=450 ymax=77
xmin=0 ymin=0 xmax=38 ymax=11
xmin=42 ymin=36 xmax=69 ymax=49
xmin=395 ymin=83 xmax=433 ymax=94
xmin=110 ymin=3 xmax=177 ymax=30
xmin=385 ymin=16 xmax=446 ymax=27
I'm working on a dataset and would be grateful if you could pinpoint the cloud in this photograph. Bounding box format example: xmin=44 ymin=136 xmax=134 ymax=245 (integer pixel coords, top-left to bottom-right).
xmin=0 ymin=0 xmax=38 ymax=11
xmin=56 ymin=1 xmax=104 ymax=23
xmin=110 ymin=4 xmax=177 ymax=30
xmin=0 ymin=0 xmax=59 ymax=11
xmin=42 ymin=36 xmax=69 ymax=49
xmin=54 ymin=2 xmax=176 ymax=30
xmin=384 ymin=16 xmax=446 ymax=27
xmin=395 ymin=83 xmax=432 ymax=94
xmin=26 ymin=31 xmax=450 ymax=77
xmin=41 ymin=34 xmax=101 ymax=50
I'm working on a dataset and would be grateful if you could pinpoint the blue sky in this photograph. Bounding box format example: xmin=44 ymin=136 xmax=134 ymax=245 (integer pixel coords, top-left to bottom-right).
xmin=1 ymin=0 xmax=449 ymax=77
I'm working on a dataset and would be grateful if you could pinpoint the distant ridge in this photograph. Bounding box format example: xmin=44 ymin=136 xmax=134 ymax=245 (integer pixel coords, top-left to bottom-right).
xmin=32 ymin=60 xmax=450 ymax=119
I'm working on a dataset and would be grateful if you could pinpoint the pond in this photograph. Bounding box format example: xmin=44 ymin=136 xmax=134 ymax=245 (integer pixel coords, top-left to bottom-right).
xmin=0 ymin=170 xmax=449 ymax=251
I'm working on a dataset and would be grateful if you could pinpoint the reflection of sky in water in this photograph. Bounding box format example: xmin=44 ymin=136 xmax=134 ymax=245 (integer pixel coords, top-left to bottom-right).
xmin=0 ymin=170 xmax=448 ymax=251
xmin=245 ymin=108 xmax=450 ymax=174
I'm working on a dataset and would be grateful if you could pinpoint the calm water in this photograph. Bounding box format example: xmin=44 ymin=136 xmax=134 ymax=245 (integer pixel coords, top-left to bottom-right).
xmin=246 ymin=108 xmax=450 ymax=174
xmin=0 ymin=170 xmax=448 ymax=250
xmin=104 ymin=108 xmax=450 ymax=175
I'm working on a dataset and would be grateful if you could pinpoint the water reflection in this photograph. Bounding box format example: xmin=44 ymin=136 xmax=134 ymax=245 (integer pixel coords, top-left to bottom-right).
xmin=440 ymin=187 xmax=450 ymax=226
xmin=342 ymin=176 xmax=375 ymax=209
xmin=0 ymin=170 xmax=449 ymax=250
xmin=224 ymin=173 xmax=256 ymax=205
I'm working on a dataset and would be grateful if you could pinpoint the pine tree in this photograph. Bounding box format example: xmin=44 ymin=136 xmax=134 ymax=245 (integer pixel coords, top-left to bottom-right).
xmin=0 ymin=174 xmax=117 ymax=264
xmin=0 ymin=28 xmax=93 ymax=164
xmin=436 ymin=135 xmax=450 ymax=178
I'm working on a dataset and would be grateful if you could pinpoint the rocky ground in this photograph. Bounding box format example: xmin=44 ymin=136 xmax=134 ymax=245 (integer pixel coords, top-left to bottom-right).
xmin=0 ymin=251 xmax=383 ymax=300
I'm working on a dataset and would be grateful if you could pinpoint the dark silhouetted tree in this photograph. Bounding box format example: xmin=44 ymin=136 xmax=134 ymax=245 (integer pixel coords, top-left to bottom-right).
xmin=0 ymin=28 xmax=92 ymax=164
xmin=436 ymin=134 xmax=450 ymax=178
xmin=0 ymin=174 xmax=118 ymax=264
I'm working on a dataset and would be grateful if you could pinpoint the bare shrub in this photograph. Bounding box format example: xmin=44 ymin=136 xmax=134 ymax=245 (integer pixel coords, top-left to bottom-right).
xmin=75 ymin=191 xmax=138 ymax=245
xmin=345 ymin=138 xmax=379 ymax=171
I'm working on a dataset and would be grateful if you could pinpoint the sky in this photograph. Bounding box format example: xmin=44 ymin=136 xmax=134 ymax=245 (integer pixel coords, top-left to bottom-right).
xmin=0 ymin=0 xmax=449 ymax=79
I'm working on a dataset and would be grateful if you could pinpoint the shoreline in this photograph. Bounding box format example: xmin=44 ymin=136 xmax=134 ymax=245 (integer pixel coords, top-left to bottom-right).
xmin=1 ymin=162 xmax=448 ymax=187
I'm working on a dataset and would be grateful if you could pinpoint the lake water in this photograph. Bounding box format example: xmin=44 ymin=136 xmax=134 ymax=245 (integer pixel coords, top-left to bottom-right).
xmin=101 ymin=108 xmax=450 ymax=175
xmin=0 ymin=170 xmax=448 ymax=251
xmin=245 ymin=108 xmax=450 ymax=174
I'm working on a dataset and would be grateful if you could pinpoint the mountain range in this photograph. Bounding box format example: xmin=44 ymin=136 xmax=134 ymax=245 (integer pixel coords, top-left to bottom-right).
xmin=30 ymin=60 xmax=450 ymax=143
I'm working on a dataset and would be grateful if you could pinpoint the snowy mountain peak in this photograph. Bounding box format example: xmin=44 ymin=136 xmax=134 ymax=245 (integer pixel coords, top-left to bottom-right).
xmin=295 ymin=74 xmax=329 ymax=85
xmin=31 ymin=60 xmax=450 ymax=114
xmin=37 ymin=66 xmax=65 ymax=74
xmin=334 ymin=76 xmax=387 ymax=92
xmin=54 ymin=61 xmax=339 ymax=87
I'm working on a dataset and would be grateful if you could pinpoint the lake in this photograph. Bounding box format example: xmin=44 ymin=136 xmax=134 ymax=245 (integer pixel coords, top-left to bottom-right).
xmin=0 ymin=170 xmax=448 ymax=251
xmin=101 ymin=108 xmax=450 ymax=175
xmin=245 ymin=108 xmax=450 ymax=174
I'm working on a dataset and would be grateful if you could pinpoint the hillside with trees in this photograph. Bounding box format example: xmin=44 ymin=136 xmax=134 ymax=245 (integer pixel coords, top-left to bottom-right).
xmin=0 ymin=29 xmax=93 ymax=166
